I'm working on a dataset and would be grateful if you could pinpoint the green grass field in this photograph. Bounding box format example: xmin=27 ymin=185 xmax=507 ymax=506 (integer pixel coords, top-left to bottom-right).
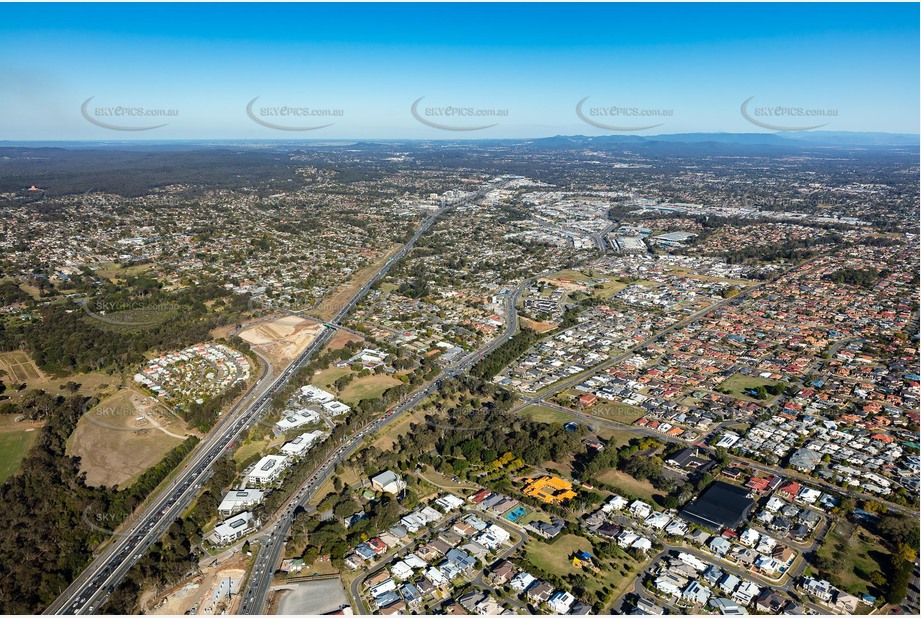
xmin=585 ymin=401 xmax=647 ymax=425
xmin=526 ymin=534 xmax=594 ymax=575
xmin=339 ymin=374 xmax=401 ymax=404
xmin=520 ymin=405 xmax=577 ymax=425
xmin=547 ymin=269 xmax=593 ymax=283
xmin=0 ymin=429 xmax=39 ymax=484
xmin=595 ymin=469 xmax=664 ymax=502
xmin=719 ymin=373 xmax=782 ymax=400
xmin=312 ymin=366 xmax=352 ymax=391
xmin=595 ymin=427 xmax=647 ymax=447
xmin=526 ymin=533 xmax=641 ymax=606
xmin=592 ymin=280 xmax=628 ymax=299
xmin=234 ymin=434 xmax=285 ymax=464
xmin=813 ymin=520 xmax=887 ymax=596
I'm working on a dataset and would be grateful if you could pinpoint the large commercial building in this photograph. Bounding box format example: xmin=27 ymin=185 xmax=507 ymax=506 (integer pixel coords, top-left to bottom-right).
xmin=275 ymin=409 xmax=321 ymax=433
xmin=211 ymin=512 xmax=254 ymax=545
xmin=608 ymin=235 xmax=648 ymax=254
xmin=281 ymin=430 xmax=326 ymax=458
xmin=680 ymin=481 xmax=755 ymax=531
xmin=247 ymin=454 xmax=289 ymax=486
xmin=218 ymin=488 xmax=265 ymax=516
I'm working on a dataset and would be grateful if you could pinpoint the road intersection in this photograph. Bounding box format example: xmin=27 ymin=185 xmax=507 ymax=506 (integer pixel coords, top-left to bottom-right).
xmin=46 ymin=184 xmax=499 ymax=615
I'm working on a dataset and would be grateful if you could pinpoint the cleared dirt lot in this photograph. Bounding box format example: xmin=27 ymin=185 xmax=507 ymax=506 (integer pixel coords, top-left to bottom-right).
xmin=326 ymin=328 xmax=364 ymax=350
xmin=274 ymin=578 xmax=349 ymax=615
xmin=67 ymin=389 xmax=190 ymax=487
xmin=239 ymin=315 xmax=324 ymax=368
xmin=148 ymin=554 xmax=249 ymax=615
xmin=520 ymin=317 xmax=557 ymax=333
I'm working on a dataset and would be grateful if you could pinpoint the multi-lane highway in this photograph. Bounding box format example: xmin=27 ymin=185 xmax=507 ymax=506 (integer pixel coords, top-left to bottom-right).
xmin=46 ymin=184 xmax=501 ymax=615
xmin=236 ymin=272 xmax=531 ymax=614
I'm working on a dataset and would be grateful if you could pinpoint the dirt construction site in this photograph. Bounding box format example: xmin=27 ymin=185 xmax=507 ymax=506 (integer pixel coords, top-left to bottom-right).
xmin=238 ymin=315 xmax=325 ymax=368
xmin=146 ymin=553 xmax=250 ymax=616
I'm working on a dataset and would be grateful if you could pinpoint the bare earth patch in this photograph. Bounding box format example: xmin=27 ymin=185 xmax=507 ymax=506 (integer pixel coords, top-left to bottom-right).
xmin=239 ymin=315 xmax=325 ymax=368
xmin=520 ymin=317 xmax=557 ymax=333
xmin=67 ymin=389 xmax=190 ymax=488
xmin=147 ymin=553 xmax=250 ymax=615
xmin=325 ymin=328 xmax=364 ymax=350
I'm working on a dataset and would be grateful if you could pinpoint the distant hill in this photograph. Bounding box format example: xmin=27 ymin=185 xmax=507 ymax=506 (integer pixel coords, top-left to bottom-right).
xmin=528 ymin=132 xmax=919 ymax=149
xmin=2 ymin=131 xmax=917 ymax=151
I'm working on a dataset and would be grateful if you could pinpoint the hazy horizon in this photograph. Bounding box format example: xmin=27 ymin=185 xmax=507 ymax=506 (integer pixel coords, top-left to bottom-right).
xmin=1 ymin=2 xmax=918 ymax=140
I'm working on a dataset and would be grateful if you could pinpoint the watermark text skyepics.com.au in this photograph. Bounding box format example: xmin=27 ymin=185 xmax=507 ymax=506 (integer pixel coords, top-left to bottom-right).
xmin=576 ymin=96 xmax=672 ymax=131
xmin=82 ymin=504 xmax=145 ymax=538
xmin=740 ymin=96 xmax=837 ymax=131
xmin=411 ymin=97 xmax=508 ymax=131
xmin=246 ymin=96 xmax=343 ymax=131
xmin=81 ymin=295 xmax=180 ymax=329
xmin=79 ymin=390 xmax=175 ymax=433
xmin=81 ymin=97 xmax=178 ymax=131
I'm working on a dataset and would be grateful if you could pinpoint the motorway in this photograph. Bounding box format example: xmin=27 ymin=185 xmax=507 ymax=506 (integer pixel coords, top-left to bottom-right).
xmin=236 ymin=269 xmax=532 ymax=614
xmin=235 ymin=240 xmax=917 ymax=613
xmin=46 ymin=184 xmax=501 ymax=615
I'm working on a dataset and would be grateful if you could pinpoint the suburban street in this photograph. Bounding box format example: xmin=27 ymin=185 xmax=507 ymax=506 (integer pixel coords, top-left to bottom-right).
xmin=46 ymin=183 xmax=500 ymax=616
xmin=347 ymin=507 xmax=527 ymax=615
xmin=40 ymin=182 xmax=915 ymax=617
xmin=236 ymin=268 xmax=532 ymax=614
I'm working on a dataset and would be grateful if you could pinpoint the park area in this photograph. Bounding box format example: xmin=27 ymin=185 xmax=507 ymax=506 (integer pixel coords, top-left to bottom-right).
xmin=584 ymin=401 xmax=647 ymax=425
xmin=339 ymin=374 xmax=401 ymax=405
xmin=812 ymin=519 xmax=888 ymax=597
xmin=311 ymin=364 xmax=401 ymax=406
xmin=524 ymin=533 xmax=642 ymax=608
xmin=719 ymin=372 xmax=784 ymax=401
xmin=595 ymin=468 xmax=665 ymax=503
xmin=0 ymin=419 xmax=41 ymax=484
xmin=520 ymin=404 xmax=577 ymax=425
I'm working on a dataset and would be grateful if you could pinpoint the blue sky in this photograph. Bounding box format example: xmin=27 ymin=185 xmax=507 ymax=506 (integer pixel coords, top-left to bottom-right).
xmin=0 ymin=2 xmax=917 ymax=139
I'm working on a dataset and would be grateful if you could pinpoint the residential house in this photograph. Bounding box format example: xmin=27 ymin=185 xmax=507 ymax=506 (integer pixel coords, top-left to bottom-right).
xmin=548 ymin=591 xmax=576 ymax=614
xmin=732 ymin=581 xmax=760 ymax=606
xmin=682 ymin=581 xmax=712 ymax=606
xmin=755 ymin=589 xmax=787 ymax=613
xmin=527 ymin=581 xmax=555 ymax=604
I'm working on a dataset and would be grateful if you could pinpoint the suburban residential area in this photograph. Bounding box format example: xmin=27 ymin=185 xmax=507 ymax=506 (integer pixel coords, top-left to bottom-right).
xmin=0 ymin=8 xmax=918 ymax=613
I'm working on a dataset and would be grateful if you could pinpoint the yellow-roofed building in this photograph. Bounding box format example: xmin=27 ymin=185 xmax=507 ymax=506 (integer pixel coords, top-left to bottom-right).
xmin=523 ymin=476 xmax=577 ymax=504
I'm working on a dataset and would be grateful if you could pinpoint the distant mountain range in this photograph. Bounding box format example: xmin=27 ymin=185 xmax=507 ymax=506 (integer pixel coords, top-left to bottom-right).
xmin=527 ymin=131 xmax=920 ymax=148
xmin=1 ymin=131 xmax=918 ymax=151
